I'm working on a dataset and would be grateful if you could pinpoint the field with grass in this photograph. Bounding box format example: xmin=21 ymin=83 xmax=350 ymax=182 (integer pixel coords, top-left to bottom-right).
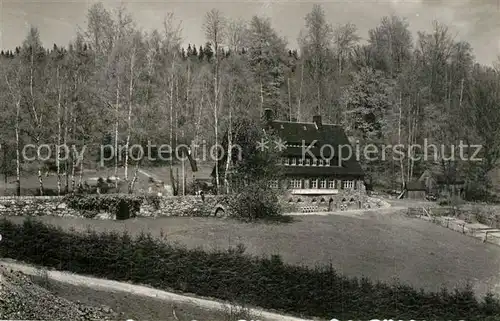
xmin=0 ymin=162 xmax=214 ymax=195
xmin=6 ymin=208 xmax=500 ymax=297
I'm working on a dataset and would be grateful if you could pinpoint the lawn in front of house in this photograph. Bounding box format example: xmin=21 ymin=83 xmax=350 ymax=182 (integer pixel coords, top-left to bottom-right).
xmin=6 ymin=209 xmax=500 ymax=297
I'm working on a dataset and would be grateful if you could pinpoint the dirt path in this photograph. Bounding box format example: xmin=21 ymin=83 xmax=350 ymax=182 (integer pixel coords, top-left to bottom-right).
xmin=137 ymin=168 xmax=162 ymax=181
xmin=0 ymin=259 xmax=314 ymax=321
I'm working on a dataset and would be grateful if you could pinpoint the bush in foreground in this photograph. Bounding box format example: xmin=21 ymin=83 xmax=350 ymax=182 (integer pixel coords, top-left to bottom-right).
xmin=227 ymin=181 xmax=282 ymax=221
xmin=0 ymin=218 xmax=499 ymax=320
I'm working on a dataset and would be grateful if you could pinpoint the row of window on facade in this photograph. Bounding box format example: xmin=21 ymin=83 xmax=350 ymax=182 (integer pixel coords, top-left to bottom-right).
xmin=277 ymin=157 xmax=341 ymax=167
xmin=269 ymin=179 xmax=356 ymax=190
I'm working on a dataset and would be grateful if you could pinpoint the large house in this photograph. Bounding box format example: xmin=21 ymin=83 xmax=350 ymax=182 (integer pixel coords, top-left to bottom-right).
xmin=213 ymin=109 xmax=365 ymax=197
xmin=261 ymin=109 xmax=365 ymax=196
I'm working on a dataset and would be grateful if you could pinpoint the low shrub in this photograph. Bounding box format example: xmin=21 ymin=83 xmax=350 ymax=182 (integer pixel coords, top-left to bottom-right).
xmin=227 ymin=181 xmax=282 ymax=221
xmin=63 ymin=194 xmax=143 ymax=220
xmin=0 ymin=218 xmax=499 ymax=320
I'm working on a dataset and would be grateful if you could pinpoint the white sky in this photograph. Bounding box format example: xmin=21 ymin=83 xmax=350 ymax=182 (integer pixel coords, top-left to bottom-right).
xmin=1 ymin=0 xmax=500 ymax=65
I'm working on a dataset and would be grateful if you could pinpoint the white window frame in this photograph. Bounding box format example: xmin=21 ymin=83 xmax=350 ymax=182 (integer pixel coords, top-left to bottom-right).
xmin=320 ymin=179 xmax=327 ymax=189
xmin=291 ymin=158 xmax=297 ymax=166
xmin=290 ymin=179 xmax=301 ymax=189
xmin=298 ymin=158 xmax=304 ymax=166
xmin=284 ymin=157 xmax=290 ymax=166
xmin=328 ymin=179 xmax=336 ymax=189
xmin=311 ymin=179 xmax=318 ymax=189
xmin=343 ymin=180 xmax=354 ymax=190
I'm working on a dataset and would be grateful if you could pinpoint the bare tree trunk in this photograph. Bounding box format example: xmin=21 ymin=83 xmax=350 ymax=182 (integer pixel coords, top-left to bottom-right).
xmin=410 ymin=101 xmax=419 ymax=180
xmin=56 ymin=67 xmax=62 ymax=196
xmin=175 ymin=78 xmax=179 ymax=146
xmin=259 ymin=77 xmax=264 ymax=116
xmin=15 ymin=102 xmax=21 ymax=197
xmin=71 ymin=104 xmax=77 ymax=192
xmin=169 ymin=60 xmax=175 ymax=186
xmin=398 ymin=92 xmax=405 ymax=188
xmin=213 ymin=46 xmax=220 ymax=195
xmin=129 ymin=160 xmax=141 ymax=193
xmin=29 ymin=49 xmax=39 ymax=125
xmin=114 ymin=78 xmax=121 ymax=189
xmin=224 ymin=109 xmax=232 ymax=194
xmin=297 ymin=63 xmax=304 ymax=121
xmin=38 ymin=169 xmax=44 ymax=196
xmin=407 ymin=100 xmax=413 ymax=183
xmin=63 ymin=95 xmax=69 ymax=193
xmin=287 ymin=77 xmax=292 ymax=121
xmin=78 ymin=138 xmax=85 ymax=188
xmin=124 ymin=47 xmax=136 ymax=184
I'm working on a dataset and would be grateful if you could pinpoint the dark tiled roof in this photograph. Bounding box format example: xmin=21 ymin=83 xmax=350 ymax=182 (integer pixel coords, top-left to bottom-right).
xmin=406 ymin=181 xmax=426 ymax=191
xmin=280 ymin=165 xmax=365 ymax=177
xmin=268 ymin=120 xmax=364 ymax=177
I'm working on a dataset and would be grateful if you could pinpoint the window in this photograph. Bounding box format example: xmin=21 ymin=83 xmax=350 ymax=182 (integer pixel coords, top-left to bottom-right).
xmin=305 ymin=158 xmax=311 ymax=166
xmin=325 ymin=158 xmax=330 ymax=166
xmin=343 ymin=180 xmax=354 ymax=190
xmin=328 ymin=179 xmax=336 ymax=189
xmin=319 ymin=159 xmax=324 ymax=166
xmin=312 ymin=158 xmax=317 ymax=166
xmin=298 ymin=158 xmax=303 ymax=166
xmin=269 ymin=180 xmax=279 ymax=188
xmin=320 ymin=179 xmax=327 ymax=189
xmin=291 ymin=158 xmax=297 ymax=166
xmin=290 ymin=179 xmax=301 ymax=189
xmin=311 ymin=179 xmax=318 ymax=189
xmin=284 ymin=158 xmax=290 ymax=166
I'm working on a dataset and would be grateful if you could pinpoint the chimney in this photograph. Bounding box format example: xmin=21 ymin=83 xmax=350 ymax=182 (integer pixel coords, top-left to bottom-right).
xmin=313 ymin=115 xmax=322 ymax=129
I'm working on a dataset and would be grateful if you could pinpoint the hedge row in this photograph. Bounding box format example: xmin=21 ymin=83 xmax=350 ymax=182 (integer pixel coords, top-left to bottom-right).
xmin=1 ymin=218 xmax=499 ymax=320
xmin=63 ymin=194 xmax=160 ymax=219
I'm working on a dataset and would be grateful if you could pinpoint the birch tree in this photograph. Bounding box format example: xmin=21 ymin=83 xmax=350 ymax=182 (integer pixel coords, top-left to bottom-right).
xmin=204 ymin=8 xmax=226 ymax=194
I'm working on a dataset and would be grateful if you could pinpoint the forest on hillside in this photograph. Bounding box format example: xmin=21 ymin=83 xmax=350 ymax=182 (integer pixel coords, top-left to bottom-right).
xmin=1 ymin=2 xmax=500 ymax=199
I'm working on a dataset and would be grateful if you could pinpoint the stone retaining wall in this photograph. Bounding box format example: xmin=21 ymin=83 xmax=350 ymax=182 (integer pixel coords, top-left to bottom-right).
xmin=0 ymin=195 xmax=229 ymax=219
xmin=0 ymin=196 xmax=79 ymax=217
xmin=280 ymin=190 xmax=372 ymax=213
xmin=139 ymin=195 xmax=229 ymax=217
xmin=0 ymin=191 xmax=375 ymax=219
